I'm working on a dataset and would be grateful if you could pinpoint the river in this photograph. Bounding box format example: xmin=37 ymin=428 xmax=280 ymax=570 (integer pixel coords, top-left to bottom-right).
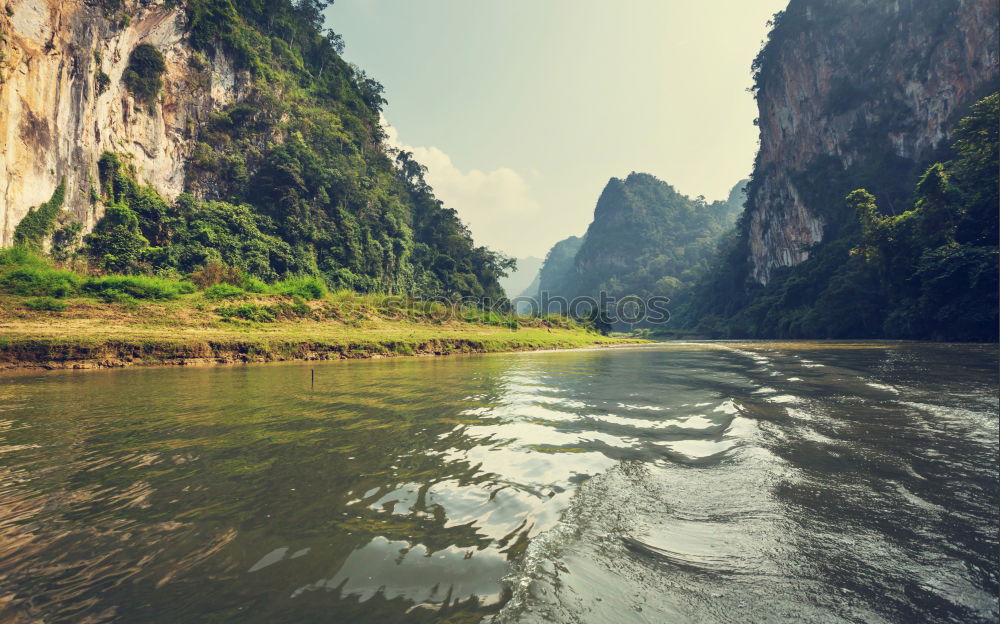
xmin=0 ymin=342 xmax=996 ymax=623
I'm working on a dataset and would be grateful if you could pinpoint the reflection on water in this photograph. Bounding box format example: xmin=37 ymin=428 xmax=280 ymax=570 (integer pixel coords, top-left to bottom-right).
xmin=0 ymin=343 xmax=996 ymax=623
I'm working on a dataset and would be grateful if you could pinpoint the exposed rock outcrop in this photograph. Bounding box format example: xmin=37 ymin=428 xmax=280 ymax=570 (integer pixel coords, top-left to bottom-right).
xmin=0 ymin=0 xmax=246 ymax=245
xmin=746 ymin=0 xmax=998 ymax=284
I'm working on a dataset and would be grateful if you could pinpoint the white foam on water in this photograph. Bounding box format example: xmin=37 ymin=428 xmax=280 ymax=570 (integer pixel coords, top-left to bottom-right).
xmin=616 ymin=402 xmax=670 ymax=412
xmin=769 ymin=394 xmax=804 ymax=405
xmin=713 ymin=399 xmax=739 ymax=414
xmin=899 ymin=401 xmax=999 ymax=445
xmin=864 ymin=380 xmax=901 ymax=394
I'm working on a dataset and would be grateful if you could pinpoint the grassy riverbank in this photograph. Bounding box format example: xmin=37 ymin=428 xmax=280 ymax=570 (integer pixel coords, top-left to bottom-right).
xmin=0 ymin=291 xmax=637 ymax=369
xmin=0 ymin=299 xmax=629 ymax=370
xmin=0 ymin=249 xmax=631 ymax=369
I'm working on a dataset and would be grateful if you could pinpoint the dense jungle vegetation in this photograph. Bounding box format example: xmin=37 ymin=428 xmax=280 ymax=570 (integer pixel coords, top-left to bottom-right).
xmin=528 ymin=175 xmax=745 ymax=321
xmin=570 ymin=174 xmax=743 ymax=304
xmin=47 ymin=0 xmax=512 ymax=301
xmin=681 ymin=93 xmax=998 ymax=341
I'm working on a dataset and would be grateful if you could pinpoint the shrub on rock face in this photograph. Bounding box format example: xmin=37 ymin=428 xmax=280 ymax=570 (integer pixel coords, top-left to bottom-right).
xmin=122 ymin=43 xmax=165 ymax=111
xmin=12 ymin=181 xmax=65 ymax=250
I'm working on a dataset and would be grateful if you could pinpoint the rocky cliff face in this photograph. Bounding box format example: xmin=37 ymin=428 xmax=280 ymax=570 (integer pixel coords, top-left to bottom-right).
xmin=0 ymin=0 xmax=245 ymax=245
xmin=747 ymin=0 xmax=998 ymax=284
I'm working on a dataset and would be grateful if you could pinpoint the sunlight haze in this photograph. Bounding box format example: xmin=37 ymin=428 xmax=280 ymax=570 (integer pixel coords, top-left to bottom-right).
xmin=326 ymin=0 xmax=789 ymax=257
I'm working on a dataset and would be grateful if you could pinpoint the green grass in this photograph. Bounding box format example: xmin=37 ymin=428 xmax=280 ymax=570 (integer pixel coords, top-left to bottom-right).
xmin=0 ymin=246 xmax=49 ymax=268
xmin=204 ymin=283 xmax=246 ymax=300
xmin=0 ymin=266 xmax=81 ymax=297
xmin=272 ymin=276 xmax=327 ymax=299
xmin=82 ymin=275 xmax=197 ymax=300
xmin=217 ymin=302 xmax=276 ymax=322
xmin=0 ymin=249 xmax=580 ymax=331
xmin=23 ymin=296 xmax=67 ymax=312
xmin=0 ymin=248 xmax=82 ymax=297
xmin=0 ymin=250 xmax=195 ymax=302
xmin=243 ymin=277 xmax=268 ymax=293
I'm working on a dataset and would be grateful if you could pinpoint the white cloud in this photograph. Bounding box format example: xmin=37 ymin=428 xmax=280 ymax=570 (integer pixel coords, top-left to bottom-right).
xmin=383 ymin=118 xmax=540 ymax=256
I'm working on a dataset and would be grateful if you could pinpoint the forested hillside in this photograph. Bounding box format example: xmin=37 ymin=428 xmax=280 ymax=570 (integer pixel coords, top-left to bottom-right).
xmin=4 ymin=0 xmax=511 ymax=300
xmin=680 ymin=0 xmax=998 ymax=341
xmin=683 ymin=93 xmax=997 ymax=340
xmin=528 ymin=175 xmax=744 ymax=318
xmin=527 ymin=235 xmax=584 ymax=300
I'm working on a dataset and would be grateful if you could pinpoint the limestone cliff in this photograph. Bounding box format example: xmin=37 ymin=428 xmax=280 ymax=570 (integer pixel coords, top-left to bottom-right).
xmin=746 ymin=0 xmax=998 ymax=284
xmin=0 ymin=0 xmax=245 ymax=245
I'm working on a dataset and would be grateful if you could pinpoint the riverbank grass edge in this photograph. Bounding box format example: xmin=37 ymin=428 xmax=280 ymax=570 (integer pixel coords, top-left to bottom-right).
xmin=0 ymin=293 xmax=634 ymax=370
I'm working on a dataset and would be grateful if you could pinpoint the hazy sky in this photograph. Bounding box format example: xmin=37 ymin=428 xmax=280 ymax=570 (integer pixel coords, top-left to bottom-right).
xmin=325 ymin=0 xmax=788 ymax=258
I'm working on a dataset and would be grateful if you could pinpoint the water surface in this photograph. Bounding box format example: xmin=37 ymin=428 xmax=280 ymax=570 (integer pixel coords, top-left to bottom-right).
xmin=0 ymin=343 xmax=996 ymax=622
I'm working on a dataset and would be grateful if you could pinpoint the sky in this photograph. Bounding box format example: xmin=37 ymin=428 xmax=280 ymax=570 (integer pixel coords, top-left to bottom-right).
xmin=325 ymin=0 xmax=789 ymax=258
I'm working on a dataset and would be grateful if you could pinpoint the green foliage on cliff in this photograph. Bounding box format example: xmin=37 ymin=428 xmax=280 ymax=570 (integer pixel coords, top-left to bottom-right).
xmin=12 ymin=181 xmax=66 ymax=250
xmin=94 ymin=69 xmax=111 ymax=95
xmin=122 ymin=43 xmax=165 ymax=111
xmin=74 ymin=0 xmax=510 ymax=301
xmin=77 ymin=0 xmax=510 ymax=301
xmin=187 ymin=0 xmax=346 ymax=78
xmin=84 ymin=152 xmax=289 ymax=278
xmin=849 ymin=94 xmax=999 ymax=340
xmin=684 ymin=93 xmax=998 ymax=341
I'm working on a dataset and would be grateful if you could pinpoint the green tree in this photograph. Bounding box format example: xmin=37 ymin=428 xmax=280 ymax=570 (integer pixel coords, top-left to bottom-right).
xmin=952 ymin=93 xmax=999 ymax=246
xmin=85 ymin=204 xmax=149 ymax=272
xmin=913 ymin=163 xmax=960 ymax=245
xmin=849 ymin=189 xmax=890 ymax=263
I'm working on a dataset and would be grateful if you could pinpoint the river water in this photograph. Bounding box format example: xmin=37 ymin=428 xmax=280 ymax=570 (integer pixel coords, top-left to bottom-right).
xmin=0 ymin=343 xmax=996 ymax=623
